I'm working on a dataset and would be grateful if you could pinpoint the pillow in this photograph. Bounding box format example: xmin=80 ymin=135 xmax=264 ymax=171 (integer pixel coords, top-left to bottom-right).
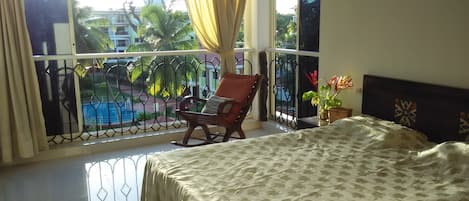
xmin=332 ymin=115 xmax=430 ymax=150
xmin=201 ymin=95 xmax=234 ymax=114
xmin=397 ymin=142 xmax=469 ymax=178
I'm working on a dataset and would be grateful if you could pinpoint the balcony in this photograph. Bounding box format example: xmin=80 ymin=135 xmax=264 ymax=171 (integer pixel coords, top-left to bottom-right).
xmin=33 ymin=49 xmax=254 ymax=146
xmin=266 ymin=48 xmax=320 ymax=128
xmin=114 ymin=31 xmax=129 ymax=36
xmin=30 ymin=47 xmax=319 ymax=148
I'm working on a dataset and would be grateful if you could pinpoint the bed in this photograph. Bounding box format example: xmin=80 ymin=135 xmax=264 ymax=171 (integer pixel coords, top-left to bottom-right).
xmin=141 ymin=75 xmax=469 ymax=201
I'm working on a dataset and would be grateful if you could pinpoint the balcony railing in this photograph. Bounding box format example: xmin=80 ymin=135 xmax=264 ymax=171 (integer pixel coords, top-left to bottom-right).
xmin=33 ymin=49 xmax=253 ymax=145
xmin=265 ymin=48 xmax=320 ymax=129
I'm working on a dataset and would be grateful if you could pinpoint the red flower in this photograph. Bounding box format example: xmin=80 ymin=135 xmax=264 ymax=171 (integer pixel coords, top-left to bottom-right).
xmin=302 ymin=71 xmax=353 ymax=110
xmin=327 ymin=76 xmax=338 ymax=91
xmin=305 ymin=70 xmax=318 ymax=90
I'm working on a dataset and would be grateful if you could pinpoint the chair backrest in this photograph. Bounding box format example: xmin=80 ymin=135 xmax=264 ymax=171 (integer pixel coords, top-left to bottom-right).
xmin=214 ymin=73 xmax=261 ymax=124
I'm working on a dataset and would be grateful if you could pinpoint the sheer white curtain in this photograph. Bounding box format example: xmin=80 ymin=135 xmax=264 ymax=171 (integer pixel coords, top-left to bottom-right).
xmin=0 ymin=0 xmax=48 ymax=163
xmin=185 ymin=0 xmax=246 ymax=76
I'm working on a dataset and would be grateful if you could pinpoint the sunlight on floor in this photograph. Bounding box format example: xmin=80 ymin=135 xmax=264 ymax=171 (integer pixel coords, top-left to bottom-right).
xmin=0 ymin=121 xmax=290 ymax=201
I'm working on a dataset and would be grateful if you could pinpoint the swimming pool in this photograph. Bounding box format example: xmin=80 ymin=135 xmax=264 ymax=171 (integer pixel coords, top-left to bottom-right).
xmin=82 ymin=102 xmax=136 ymax=125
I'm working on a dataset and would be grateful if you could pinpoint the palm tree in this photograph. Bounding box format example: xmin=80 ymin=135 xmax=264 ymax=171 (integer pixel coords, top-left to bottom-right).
xmin=73 ymin=1 xmax=114 ymax=54
xmin=276 ymin=13 xmax=296 ymax=49
xmin=135 ymin=5 xmax=197 ymax=51
xmin=126 ymin=5 xmax=200 ymax=97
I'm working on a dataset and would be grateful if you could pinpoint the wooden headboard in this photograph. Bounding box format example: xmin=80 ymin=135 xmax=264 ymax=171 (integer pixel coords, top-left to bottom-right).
xmin=362 ymin=74 xmax=469 ymax=143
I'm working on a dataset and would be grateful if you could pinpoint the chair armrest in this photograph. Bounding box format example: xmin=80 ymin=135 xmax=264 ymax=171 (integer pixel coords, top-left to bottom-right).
xmin=179 ymin=96 xmax=207 ymax=111
xmin=178 ymin=110 xmax=216 ymax=116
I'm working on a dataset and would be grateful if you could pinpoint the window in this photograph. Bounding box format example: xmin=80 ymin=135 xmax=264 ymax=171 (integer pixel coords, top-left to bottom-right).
xmin=26 ymin=0 xmax=245 ymax=54
xmin=117 ymin=40 xmax=128 ymax=47
xmin=134 ymin=37 xmax=144 ymax=43
xmin=115 ymin=26 xmax=128 ymax=35
xmin=273 ymin=0 xmax=321 ymax=119
xmin=298 ymin=0 xmax=320 ymax=52
xmin=275 ymin=1 xmax=297 ymax=49
xmin=275 ymin=0 xmax=320 ymax=51
xmin=116 ymin=15 xmax=126 ymax=23
xmin=24 ymin=0 xmax=247 ymax=136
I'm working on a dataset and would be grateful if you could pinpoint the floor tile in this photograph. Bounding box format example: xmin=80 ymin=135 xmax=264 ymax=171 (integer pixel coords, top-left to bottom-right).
xmin=0 ymin=122 xmax=290 ymax=201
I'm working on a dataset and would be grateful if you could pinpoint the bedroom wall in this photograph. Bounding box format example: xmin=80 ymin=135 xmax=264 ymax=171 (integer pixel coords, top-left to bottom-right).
xmin=319 ymin=0 xmax=469 ymax=114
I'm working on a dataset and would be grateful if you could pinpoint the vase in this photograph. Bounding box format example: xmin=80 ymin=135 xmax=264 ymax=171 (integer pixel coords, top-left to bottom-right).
xmin=319 ymin=108 xmax=329 ymax=121
xmin=329 ymin=107 xmax=352 ymax=123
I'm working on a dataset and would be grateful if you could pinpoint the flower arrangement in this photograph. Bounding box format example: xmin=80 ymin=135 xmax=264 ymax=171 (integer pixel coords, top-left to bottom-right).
xmin=302 ymin=70 xmax=353 ymax=119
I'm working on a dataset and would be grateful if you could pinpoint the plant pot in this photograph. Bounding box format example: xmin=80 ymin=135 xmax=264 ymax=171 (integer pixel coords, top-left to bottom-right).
xmin=329 ymin=107 xmax=352 ymax=123
xmin=319 ymin=108 xmax=329 ymax=121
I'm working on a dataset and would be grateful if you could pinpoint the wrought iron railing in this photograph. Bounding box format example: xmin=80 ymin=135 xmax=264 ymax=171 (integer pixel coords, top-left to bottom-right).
xmin=265 ymin=48 xmax=320 ymax=129
xmin=85 ymin=151 xmax=154 ymax=201
xmin=33 ymin=49 xmax=253 ymax=145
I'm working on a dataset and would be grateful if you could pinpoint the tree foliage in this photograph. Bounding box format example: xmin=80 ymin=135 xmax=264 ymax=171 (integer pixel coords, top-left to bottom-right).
xmin=276 ymin=13 xmax=296 ymax=49
xmin=126 ymin=5 xmax=201 ymax=97
xmin=131 ymin=5 xmax=197 ymax=51
xmin=73 ymin=1 xmax=114 ymax=54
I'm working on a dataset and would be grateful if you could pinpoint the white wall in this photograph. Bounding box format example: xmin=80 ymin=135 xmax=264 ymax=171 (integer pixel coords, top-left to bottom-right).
xmin=247 ymin=0 xmax=273 ymax=120
xmin=319 ymin=0 xmax=469 ymax=113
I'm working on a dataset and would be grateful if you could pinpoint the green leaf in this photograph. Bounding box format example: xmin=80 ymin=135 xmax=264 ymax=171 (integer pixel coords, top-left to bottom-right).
xmin=326 ymin=98 xmax=342 ymax=109
xmin=320 ymin=85 xmax=329 ymax=91
xmin=126 ymin=62 xmax=138 ymax=82
xmin=148 ymin=82 xmax=161 ymax=96
xmin=312 ymin=96 xmax=320 ymax=106
xmin=129 ymin=66 xmax=142 ymax=83
xmin=95 ymin=59 xmax=105 ymax=69
xmin=302 ymin=91 xmax=317 ymax=101
xmin=177 ymin=85 xmax=185 ymax=96
xmin=84 ymin=17 xmax=109 ymax=27
xmin=126 ymin=43 xmax=154 ymax=52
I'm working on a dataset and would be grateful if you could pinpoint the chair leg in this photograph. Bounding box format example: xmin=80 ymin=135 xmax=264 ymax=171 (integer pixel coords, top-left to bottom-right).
xmin=237 ymin=127 xmax=246 ymax=139
xmin=172 ymin=123 xmax=213 ymax=147
xmin=223 ymin=128 xmax=235 ymax=142
xmin=172 ymin=123 xmax=198 ymax=147
xmin=200 ymin=125 xmax=213 ymax=142
xmin=221 ymin=123 xmax=246 ymax=142
xmin=182 ymin=124 xmax=196 ymax=145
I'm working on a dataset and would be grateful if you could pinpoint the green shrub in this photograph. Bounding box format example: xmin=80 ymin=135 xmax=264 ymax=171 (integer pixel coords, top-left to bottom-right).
xmin=97 ymin=81 xmax=108 ymax=88
xmin=80 ymin=90 xmax=94 ymax=98
xmin=80 ymin=77 xmax=94 ymax=89
xmin=137 ymin=112 xmax=156 ymax=121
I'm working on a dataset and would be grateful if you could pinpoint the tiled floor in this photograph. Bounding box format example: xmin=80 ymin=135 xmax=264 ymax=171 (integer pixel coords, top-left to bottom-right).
xmin=0 ymin=122 xmax=292 ymax=201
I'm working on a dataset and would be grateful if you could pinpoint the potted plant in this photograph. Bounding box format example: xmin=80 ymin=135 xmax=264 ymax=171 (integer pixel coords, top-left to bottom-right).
xmin=302 ymin=70 xmax=353 ymax=120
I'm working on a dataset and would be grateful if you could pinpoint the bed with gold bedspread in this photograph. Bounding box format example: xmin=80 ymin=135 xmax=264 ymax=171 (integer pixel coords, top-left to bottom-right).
xmin=141 ymin=116 xmax=469 ymax=201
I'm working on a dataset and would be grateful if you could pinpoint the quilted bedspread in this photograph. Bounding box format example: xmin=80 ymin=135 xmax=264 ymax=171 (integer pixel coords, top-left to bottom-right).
xmin=141 ymin=116 xmax=469 ymax=201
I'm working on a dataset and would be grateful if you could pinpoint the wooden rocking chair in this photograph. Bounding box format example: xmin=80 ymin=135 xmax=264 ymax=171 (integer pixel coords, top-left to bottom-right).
xmin=173 ymin=73 xmax=262 ymax=147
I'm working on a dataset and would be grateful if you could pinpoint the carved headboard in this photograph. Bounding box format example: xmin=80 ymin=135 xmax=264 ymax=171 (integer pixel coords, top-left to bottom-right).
xmin=362 ymin=74 xmax=469 ymax=143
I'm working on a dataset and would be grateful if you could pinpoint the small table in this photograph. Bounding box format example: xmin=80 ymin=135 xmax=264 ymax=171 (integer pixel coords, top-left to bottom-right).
xmin=297 ymin=116 xmax=329 ymax=129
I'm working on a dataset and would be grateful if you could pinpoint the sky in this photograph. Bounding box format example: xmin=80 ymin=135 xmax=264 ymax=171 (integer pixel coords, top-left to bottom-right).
xmin=76 ymin=0 xmax=186 ymax=11
xmin=77 ymin=0 xmax=296 ymax=14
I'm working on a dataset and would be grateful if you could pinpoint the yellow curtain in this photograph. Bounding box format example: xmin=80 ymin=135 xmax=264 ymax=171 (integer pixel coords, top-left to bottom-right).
xmin=185 ymin=0 xmax=246 ymax=76
xmin=0 ymin=0 xmax=48 ymax=163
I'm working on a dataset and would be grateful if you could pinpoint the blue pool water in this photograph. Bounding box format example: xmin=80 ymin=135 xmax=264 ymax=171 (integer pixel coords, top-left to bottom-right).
xmin=82 ymin=102 xmax=137 ymax=125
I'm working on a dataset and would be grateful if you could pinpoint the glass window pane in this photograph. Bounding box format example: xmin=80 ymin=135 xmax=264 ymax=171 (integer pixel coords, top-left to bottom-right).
xmin=73 ymin=0 xmax=197 ymax=53
xmin=275 ymin=0 xmax=297 ymax=49
xmin=25 ymin=0 xmax=69 ymax=55
xmin=299 ymin=0 xmax=320 ymax=51
xmin=73 ymin=0 xmax=244 ymax=53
